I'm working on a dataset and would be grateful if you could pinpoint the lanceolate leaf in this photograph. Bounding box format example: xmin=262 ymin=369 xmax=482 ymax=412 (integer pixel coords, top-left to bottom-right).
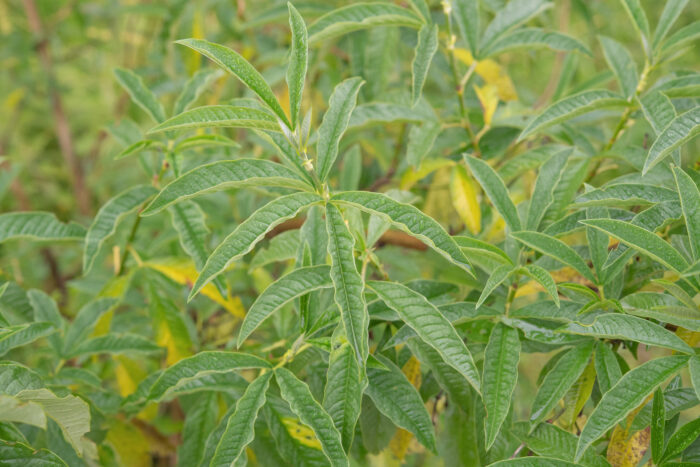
xmin=83 ymin=185 xmax=157 ymax=273
xmin=511 ymin=421 xmax=608 ymax=466
xmin=662 ymin=417 xmax=700 ymax=462
xmin=275 ymin=368 xmax=348 ymax=467
xmin=575 ymin=355 xmax=690 ymax=461
xmin=480 ymin=0 xmax=552 ymax=48
xmin=672 ymin=166 xmax=700 ymax=261
xmin=174 ymin=68 xmax=224 ymax=116
xmin=453 ymin=0 xmax=479 ymax=56
xmin=365 ymin=354 xmax=436 ymax=453
xmin=482 ymin=323 xmax=520 ymax=449
xmin=143 ymin=159 xmax=313 ymax=215
xmin=581 ymin=218 xmax=689 ymax=272
xmin=238 ymin=265 xmax=332 ymax=346
xmin=148 ymin=105 xmax=280 ymax=134
xmin=484 ymin=28 xmax=591 ymax=57
xmin=511 ymin=231 xmax=597 ymax=283
xmin=287 ymin=3 xmax=308 ymax=130
xmin=147 ymin=351 xmax=270 ymax=402
xmin=618 ymin=0 xmax=650 ymax=43
xmin=114 ymin=67 xmax=166 ymax=123
xmin=640 ymin=90 xmax=677 ymax=136
xmin=114 ymin=139 xmax=164 ymax=159
xmin=411 ymin=24 xmax=438 ymax=106
xmin=307 ymin=3 xmax=423 ymax=44
xmin=173 ymin=134 xmax=240 ymax=152
xmin=210 ymin=372 xmax=272 ymax=466
xmin=323 ymin=342 xmax=365 ymax=451
xmin=530 ymin=341 xmax=594 ymax=428
xmin=464 ymin=155 xmax=522 ymax=232
xmin=520 ymin=265 xmax=560 ymax=306
xmin=191 ymin=192 xmax=322 ymax=298
xmin=175 ymin=39 xmax=291 ymax=128
xmin=488 ymin=458 xmax=580 ymax=467
xmin=575 ymin=183 xmax=678 ymax=207
xmin=169 ymin=200 xmax=213 ymax=273
xmin=332 ymin=191 xmax=473 ymax=274
xmin=518 ymin=90 xmax=628 ymax=141
xmin=67 ymin=333 xmax=162 ymax=358
xmin=0 ymin=322 xmax=54 ymax=357
xmin=316 ymin=77 xmax=364 ymax=182
xmin=660 ymin=20 xmax=700 ymax=54
xmin=599 ymin=36 xmax=638 ymax=99
xmin=326 ymin=203 xmax=369 ymax=365
xmin=367 ymin=281 xmax=481 ymax=392
xmin=0 ymin=440 xmax=66 ymax=466
xmin=690 ymin=356 xmax=700 ymax=400
xmin=643 ymin=107 xmax=700 ymax=174
xmin=526 ymin=149 xmax=570 ymax=231
xmin=559 ymin=314 xmax=693 ymax=354
xmin=0 ymin=212 xmax=86 ymax=243
xmin=651 ymin=388 xmax=665 ymax=465
xmin=477 ymin=265 xmax=513 ymax=308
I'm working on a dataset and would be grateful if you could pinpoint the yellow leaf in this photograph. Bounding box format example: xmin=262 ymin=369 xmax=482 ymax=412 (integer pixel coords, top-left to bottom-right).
xmin=454 ymin=48 xmax=517 ymax=101
xmin=281 ymin=417 xmax=323 ymax=450
xmin=145 ymin=259 xmax=245 ymax=319
xmin=106 ymin=420 xmax=151 ymax=467
xmin=155 ymin=315 xmax=192 ymax=366
xmin=474 ymin=84 xmax=499 ymax=127
xmin=187 ymin=7 xmax=203 ymax=76
xmin=676 ymin=328 xmax=700 ymax=347
xmin=450 ymin=165 xmax=481 ymax=234
xmin=560 ymin=358 xmax=595 ymax=427
xmin=607 ymin=425 xmax=650 ymax=467
xmin=387 ymin=357 xmax=422 ymax=463
xmin=400 ymin=158 xmax=455 ymax=190
xmin=424 ymin=167 xmax=453 ymax=225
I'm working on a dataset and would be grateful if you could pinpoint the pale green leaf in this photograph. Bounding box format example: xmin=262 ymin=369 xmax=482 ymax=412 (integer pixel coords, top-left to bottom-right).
xmin=191 ymin=192 xmax=322 ymax=299
xmin=275 ymin=367 xmax=348 ymax=467
xmin=0 ymin=362 xmax=43 ymax=395
xmin=0 ymin=322 xmax=54 ymax=357
xmin=464 ymin=155 xmax=522 ymax=232
xmin=114 ymin=67 xmax=166 ymax=123
xmin=640 ymin=90 xmax=677 ymax=136
xmin=488 ymin=457 xmax=580 ymax=467
xmin=173 ymin=134 xmax=240 ymax=152
xmin=575 ymin=355 xmax=690 ymax=461
xmin=0 ymin=212 xmax=85 ymax=244
xmin=453 ymin=0 xmax=479 ymax=55
xmin=175 ymin=39 xmax=291 ymax=128
xmin=238 ymin=265 xmax=332 ymax=346
xmin=317 ymin=77 xmax=364 ymax=182
xmin=62 ymin=299 xmax=117 ymax=356
xmin=287 ymin=3 xmax=308 ymax=130
xmin=481 ymin=0 xmax=552 ymax=47
xmin=673 ymin=166 xmax=700 ymax=261
xmin=660 ymin=20 xmax=700 ymax=54
xmin=652 ymin=0 xmax=689 ymax=52
xmin=249 ymin=230 xmax=301 ymax=269
xmin=347 ymin=102 xmax=433 ymax=129
xmin=67 ymin=333 xmax=162 ymax=358
xmin=690 ymin=356 xmax=700 ymax=401
xmin=177 ymin=393 xmax=218 ymax=467
xmin=174 ymin=68 xmax=224 ymax=116
xmin=411 ymin=24 xmax=438 ymax=106
xmin=143 ymin=159 xmax=313 ymax=215
xmin=148 ymin=105 xmax=280 ymax=134
xmin=114 ymin=139 xmax=164 ymax=159
xmin=644 ymin=107 xmax=700 ymax=174
xmin=599 ymin=36 xmax=638 ymax=98
xmin=575 ymin=183 xmax=678 ymax=207
xmin=618 ymin=0 xmax=650 ymax=43
xmin=169 ymin=200 xmax=210 ymax=271
xmin=0 ymin=440 xmax=67 ymax=466
xmin=367 ymin=280 xmax=481 ymax=392
xmin=484 ymin=28 xmax=591 ymax=57
xmin=406 ymin=122 xmax=441 ymax=167
xmin=483 ymin=323 xmax=520 ymax=449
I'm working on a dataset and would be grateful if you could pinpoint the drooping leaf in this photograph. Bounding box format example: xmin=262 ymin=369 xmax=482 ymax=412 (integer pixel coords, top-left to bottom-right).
xmin=332 ymin=191 xmax=473 ymax=274
xmin=643 ymin=107 xmax=700 ymax=174
xmin=114 ymin=68 xmax=166 ymax=123
xmin=367 ymin=281 xmax=481 ymax=392
xmin=484 ymin=28 xmax=591 ymax=57
xmin=307 ymin=3 xmax=423 ymax=44
xmin=673 ymin=166 xmax=700 ymax=261
xmin=316 ymin=77 xmax=364 ymax=182
xmin=238 ymin=265 xmax=332 ymax=345
xmin=287 ymin=3 xmax=308 ymax=130
xmin=0 ymin=212 xmax=85 ymax=244
xmin=210 ymin=372 xmax=272 ymax=466
xmin=599 ymin=36 xmax=638 ymax=98
xmin=575 ymin=355 xmax=690 ymax=461
xmin=175 ymin=39 xmax=291 ymax=128
xmin=148 ymin=105 xmax=280 ymax=134
xmin=482 ymin=323 xmax=520 ymax=449
xmin=169 ymin=200 xmax=211 ymax=272
xmin=518 ymin=90 xmax=628 ymax=141
xmin=464 ymin=155 xmax=522 ymax=232
xmin=411 ymin=24 xmax=438 ymax=106
xmin=275 ymin=368 xmax=348 ymax=467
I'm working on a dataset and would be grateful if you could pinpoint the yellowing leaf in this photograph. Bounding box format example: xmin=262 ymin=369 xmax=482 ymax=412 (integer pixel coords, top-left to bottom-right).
xmin=676 ymin=328 xmax=700 ymax=347
xmin=155 ymin=316 xmax=192 ymax=366
xmin=424 ymin=167 xmax=453 ymax=225
xmin=454 ymin=48 xmax=517 ymax=101
xmin=187 ymin=7 xmax=204 ymax=75
xmin=106 ymin=420 xmax=151 ymax=467
xmin=281 ymin=417 xmax=323 ymax=450
xmin=387 ymin=357 xmax=422 ymax=464
xmin=450 ymin=165 xmax=481 ymax=234
xmin=474 ymin=84 xmax=499 ymax=127
xmin=400 ymin=158 xmax=455 ymax=190
xmin=561 ymin=358 xmax=596 ymax=427
xmin=607 ymin=425 xmax=650 ymax=467
xmin=145 ymin=259 xmax=245 ymax=318
xmin=115 ymin=356 xmax=141 ymax=397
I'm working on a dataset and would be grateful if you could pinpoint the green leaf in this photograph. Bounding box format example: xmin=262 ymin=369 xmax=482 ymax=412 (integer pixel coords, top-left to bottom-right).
xmin=168 ymin=201 xmax=210 ymax=271
xmin=526 ymin=149 xmax=570 ymax=231
xmin=287 ymin=3 xmax=308 ymax=130
xmin=367 ymin=281 xmax=481 ymax=392
xmin=114 ymin=139 xmax=165 ymax=159
xmin=599 ymin=36 xmax=638 ymax=98
xmin=210 ymin=372 xmax=272 ymax=466
xmin=484 ymin=28 xmax=591 ymax=57
xmin=520 ymin=264 xmax=560 ymax=306
xmin=316 ymin=77 xmax=364 ymax=182
xmin=143 ymin=159 xmax=313 ymax=215
xmin=332 ymin=191 xmax=472 ymax=274
xmin=62 ymin=299 xmax=117 ymax=356
xmin=323 ymin=342 xmax=365 ymax=451
xmin=174 ymin=68 xmax=224 ymax=116
xmin=482 ymin=323 xmax=520 ymax=449
xmin=575 ymin=183 xmax=678 ymax=207
xmin=464 ymin=155 xmax=522 ymax=232
xmin=691 ymin=356 xmax=700 ymax=401
xmin=511 ymin=421 xmax=608 ymax=467
xmin=581 ymin=218 xmax=689 ymax=272
xmin=660 ymin=20 xmax=700 ymax=54
xmin=275 ymin=367 xmax=348 ymax=467
xmin=365 ymin=354 xmax=436 ymax=452
xmin=411 ymin=24 xmax=438 ymax=106
xmin=0 ymin=322 xmax=54 ymax=357
xmin=594 ymin=342 xmax=622 ymax=396
xmin=0 ymin=212 xmax=85 ymax=244
xmin=618 ymin=0 xmax=650 ymax=44
xmin=559 ymin=313 xmax=693 ymax=354
xmin=348 ymin=102 xmax=433 ymax=129
xmin=652 ymin=0 xmax=689 ymax=52
xmin=146 ymin=352 xmax=269 ymax=402
xmin=307 ymin=3 xmax=423 ymax=44
xmin=249 ymin=230 xmax=300 ymax=269
xmin=477 ymin=264 xmax=513 ymax=308
xmin=530 ymin=341 xmax=594 ymax=428
xmin=640 ymin=90 xmax=677 ymax=136
xmin=83 ymin=185 xmax=156 ymax=273
xmin=114 ymin=67 xmax=166 ymax=123
xmin=453 ymin=0 xmax=479 ymax=55
xmin=0 ymin=440 xmax=66 ymax=466
xmin=0 ymin=362 xmax=43 ymax=395
xmin=510 ymin=231 xmax=596 ymax=283
xmin=455 ymin=236 xmax=514 ymax=266
xmin=175 ymin=39 xmax=291 ymax=128
xmin=325 ymin=203 xmax=369 ymax=365
xmin=177 ymin=393 xmax=218 ymax=467
xmin=651 ymin=388 xmax=665 ymax=465
xmin=406 ymin=121 xmax=441 ymax=167
xmin=148 ymin=105 xmax=280 ymax=134
xmin=644 ymin=107 xmax=700 ymax=174
xmin=575 ymin=355 xmax=690 ymax=461
xmin=662 ymin=417 xmax=700 ymax=462
xmin=67 ymin=333 xmax=162 ymax=358
xmin=191 ymin=192 xmax=322 ymax=299
xmin=481 ymin=0 xmax=552 ymax=48
xmin=518 ymin=90 xmax=628 ymax=141
xmin=173 ymin=134 xmax=240 ymax=152
xmin=673 ymin=166 xmax=700 ymax=261
xmin=488 ymin=458 xmax=580 ymax=467
xmin=238 ymin=265 xmax=332 ymax=345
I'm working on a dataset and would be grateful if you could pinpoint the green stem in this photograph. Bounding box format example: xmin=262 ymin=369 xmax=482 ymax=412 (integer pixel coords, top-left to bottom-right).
xmin=118 ymin=213 xmax=141 ymax=276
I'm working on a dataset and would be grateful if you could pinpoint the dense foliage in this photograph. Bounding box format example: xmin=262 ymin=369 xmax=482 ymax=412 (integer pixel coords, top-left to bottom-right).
xmin=1 ymin=0 xmax=700 ymax=465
